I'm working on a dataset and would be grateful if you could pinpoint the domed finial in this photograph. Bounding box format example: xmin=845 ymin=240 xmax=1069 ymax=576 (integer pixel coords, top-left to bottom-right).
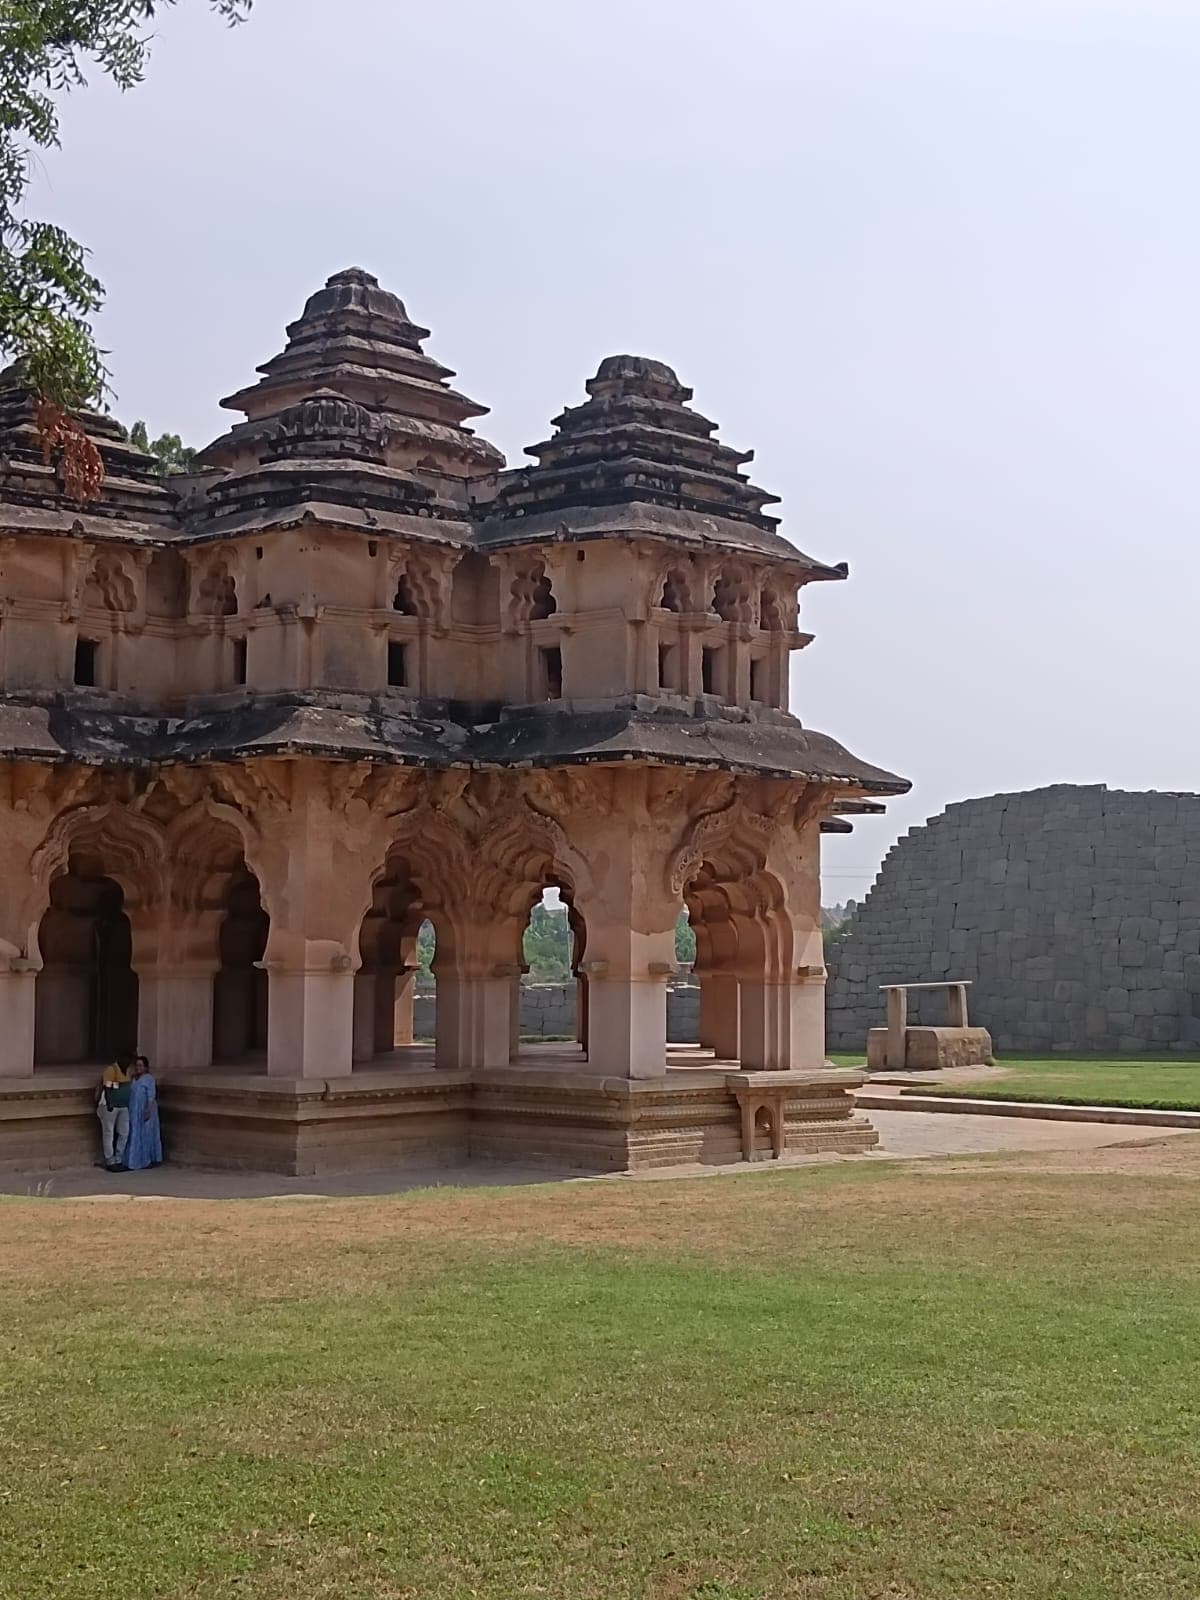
xmin=587 ymin=355 xmax=692 ymax=404
xmin=325 ymin=267 xmax=380 ymax=288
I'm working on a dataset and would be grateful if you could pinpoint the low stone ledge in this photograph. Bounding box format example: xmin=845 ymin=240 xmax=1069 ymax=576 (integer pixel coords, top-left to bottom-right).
xmin=855 ymin=1091 xmax=1200 ymax=1128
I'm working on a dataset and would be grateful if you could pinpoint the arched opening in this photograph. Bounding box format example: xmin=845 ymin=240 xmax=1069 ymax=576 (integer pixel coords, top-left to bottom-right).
xmin=414 ymin=918 xmax=436 ymax=1045
xmin=213 ymin=867 xmax=269 ymax=1062
xmin=659 ymin=568 xmax=690 ymax=612
xmin=355 ymin=847 xmax=430 ymax=1063
xmin=516 ymin=887 xmax=577 ymax=1049
xmin=668 ymin=905 xmax=699 ymax=1046
xmin=683 ymin=858 xmax=809 ymax=1071
xmin=35 ymin=859 xmax=139 ymax=1065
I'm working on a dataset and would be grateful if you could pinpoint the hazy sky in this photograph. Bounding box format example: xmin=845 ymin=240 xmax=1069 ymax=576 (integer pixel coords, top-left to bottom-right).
xmin=25 ymin=0 xmax=1200 ymax=900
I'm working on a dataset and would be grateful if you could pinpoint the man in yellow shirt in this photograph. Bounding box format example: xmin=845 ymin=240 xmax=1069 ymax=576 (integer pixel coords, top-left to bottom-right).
xmin=96 ymin=1053 xmax=134 ymax=1170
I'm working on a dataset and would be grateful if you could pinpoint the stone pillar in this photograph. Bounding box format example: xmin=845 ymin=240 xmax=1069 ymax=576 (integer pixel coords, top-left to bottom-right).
xmin=583 ymin=954 xmax=674 ymax=1078
xmin=433 ymin=966 xmax=513 ymax=1069
xmin=392 ymin=964 xmax=417 ymax=1045
xmin=575 ymin=973 xmax=589 ymax=1051
xmin=569 ymin=802 xmax=680 ymax=1080
xmin=885 ymin=986 xmax=908 ymax=1070
xmin=947 ymin=983 xmax=970 ymax=1028
xmin=0 ymin=965 xmax=37 ymax=1076
xmin=373 ymin=969 xmax=398 ymax=1054
xmin=247 ymin=764 xmax=387 ymax=1079
xmin=508 ymin=969 xmax=525 ymax=1062
xmin=267 ymin=957 xmax=356 ymax=1078
xmin=136 ymin=964 xmax=217 ymax=1072
xmin=352 ymin=971 xmax=377 ymax=1064
xmin=702 ymin=971 xmax=741 ymax=1061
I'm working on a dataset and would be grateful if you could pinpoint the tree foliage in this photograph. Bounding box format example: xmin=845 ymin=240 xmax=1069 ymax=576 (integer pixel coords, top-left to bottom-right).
xmin=0 ymin=2 xmax=252 ymax=494
xmin=129 ymin=417 xmax=196 ymax=474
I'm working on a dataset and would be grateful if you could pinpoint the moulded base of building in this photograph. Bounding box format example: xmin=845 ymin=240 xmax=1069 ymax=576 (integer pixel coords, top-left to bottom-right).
xmin=0 ymin=1063 xmax=876 ymax=1178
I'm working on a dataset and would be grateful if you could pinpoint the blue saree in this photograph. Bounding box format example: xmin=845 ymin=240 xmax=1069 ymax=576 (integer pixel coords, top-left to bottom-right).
xmin=125 ymin=1074 xmax=163 ymax=1169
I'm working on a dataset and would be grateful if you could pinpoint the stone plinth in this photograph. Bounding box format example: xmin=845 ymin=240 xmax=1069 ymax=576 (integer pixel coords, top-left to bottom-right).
xmin=0 ymin=1064 xmax=877 ymax=1178
xmin=867 ymin=1026 xmax=993 ymax=1072
xmin=0 ymin=1073 xmax=97 ymax=1172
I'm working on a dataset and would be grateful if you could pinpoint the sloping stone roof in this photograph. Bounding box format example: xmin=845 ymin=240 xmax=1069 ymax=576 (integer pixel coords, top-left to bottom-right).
xmin=0 ymin=694 xmax=909 ymax=793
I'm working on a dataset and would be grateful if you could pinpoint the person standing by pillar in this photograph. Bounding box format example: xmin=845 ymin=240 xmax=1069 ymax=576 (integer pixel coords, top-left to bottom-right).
xmin=95 ymin=1052 xmax=134 ymax=1171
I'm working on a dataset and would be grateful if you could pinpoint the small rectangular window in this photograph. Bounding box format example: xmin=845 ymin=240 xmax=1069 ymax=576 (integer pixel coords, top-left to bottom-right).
xmin=233 ymin=638 xmax=248 ymax=686
xmin=74 ymin=638 xmax=97 ymax=687
xmin=658 ymin=643 xmax=679 ymax=691
xmin=540 ymin=645 xmax=563 ymax=700
xmin=701 ymin=646 xmax=721 ymax=697
xmin=387 ymin=641 xmax=408 ymax=687
xmin=749 ymin=656 xmax=766 ymax=703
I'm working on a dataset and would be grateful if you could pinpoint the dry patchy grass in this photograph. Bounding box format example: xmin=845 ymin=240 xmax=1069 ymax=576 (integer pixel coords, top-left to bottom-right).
xmin=4 ymin=1139 xmax=1200 ymax=1599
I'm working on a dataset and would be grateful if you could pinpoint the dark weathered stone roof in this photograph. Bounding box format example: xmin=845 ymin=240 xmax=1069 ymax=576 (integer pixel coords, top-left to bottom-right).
xmin=0 ymin=371 xmax=178 ymax=539
xmin=198 ymin=268 xmax=505 ymax=479
xmin=181 ymin=389 xmax=475 ymax=546
xmin=0 ymin=692 xmax=909 ymax=793
xmin=481 ymin=354 xmax=840 ymax=572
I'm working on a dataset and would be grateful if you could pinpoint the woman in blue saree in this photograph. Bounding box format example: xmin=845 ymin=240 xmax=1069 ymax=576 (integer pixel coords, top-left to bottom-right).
xmin=125 ymin=1056 xmax=163 ymax=1170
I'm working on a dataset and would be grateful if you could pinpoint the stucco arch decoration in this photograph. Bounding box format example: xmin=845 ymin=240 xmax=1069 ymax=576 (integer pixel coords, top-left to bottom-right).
xmin=82 ymin=551 xmax=138 ymax=616
xmin=666 ymin=796 xmax=778 ymax=899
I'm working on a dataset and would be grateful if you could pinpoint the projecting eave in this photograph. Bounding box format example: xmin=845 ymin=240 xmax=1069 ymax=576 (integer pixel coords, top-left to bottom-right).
xmin=0 ymin=694 xmax=910 ymax=794
xmin=176 ymin=500 xmax=475 ymax=549
xmin=0 ymin=502 xmax=177 ymax=544
xmin=474 ymin=499 xmax=847 ymax=577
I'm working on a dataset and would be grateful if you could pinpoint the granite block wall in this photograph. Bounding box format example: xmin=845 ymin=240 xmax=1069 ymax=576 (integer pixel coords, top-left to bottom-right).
xmin=826 ymin=785 xmax=1200 ymax=1055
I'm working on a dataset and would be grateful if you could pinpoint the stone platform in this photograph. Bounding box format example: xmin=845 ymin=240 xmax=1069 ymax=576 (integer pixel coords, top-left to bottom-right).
xmin=0 ymin=1048 xmax=876 ymax=1176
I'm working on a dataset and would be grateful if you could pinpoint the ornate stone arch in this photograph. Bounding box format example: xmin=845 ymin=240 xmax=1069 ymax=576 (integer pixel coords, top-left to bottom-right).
xmin=712 ymin=563 xmax=756 ymax=626
xmin=82 ymin=551 xmax=138 ymax=616
xmin=508 ymin=557 xmax=556 ymax=625
xmin=391 ymin=548 xmax=451 ymax=629
xmin=194 ymin=557 xmax=239 ymax=618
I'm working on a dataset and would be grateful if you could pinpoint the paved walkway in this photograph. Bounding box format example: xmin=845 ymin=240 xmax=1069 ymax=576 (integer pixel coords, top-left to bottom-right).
xmin=3 ymin=1107 xmax=1192 ymax=1201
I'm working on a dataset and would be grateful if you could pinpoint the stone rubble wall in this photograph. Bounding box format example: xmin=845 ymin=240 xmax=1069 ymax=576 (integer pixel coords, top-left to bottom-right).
xmin=412 ymin=982 xmax=702 ymax=1044
xmin=826 ymin=785 xmax=1200 ymax=1056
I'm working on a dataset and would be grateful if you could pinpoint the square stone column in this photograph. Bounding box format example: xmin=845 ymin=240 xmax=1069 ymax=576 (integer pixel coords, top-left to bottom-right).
xmin=569 ymin=810 xmax=680 ymax=1080
xmin=136 ymin=964 xmax=218 ymax=1072
xmin=434 ymin=971 xmax=513 ymax=1069
xmin=267 ymin=960 xmax=356 ymax=1078
xmin=0 ymin=966 xmax=37 ymax=1076
xmin=582 ymin=955 xmax=674 ymax=1078
xmin=393 ymin=964 xmax=417 ymax=1046
xmin=352 ymin=972 xmax=378 ymax=1063
xmin=739 ymin=970 xmax=828 ymax=1072
xmin=700 ymin=971 xmax=740 ymax=1061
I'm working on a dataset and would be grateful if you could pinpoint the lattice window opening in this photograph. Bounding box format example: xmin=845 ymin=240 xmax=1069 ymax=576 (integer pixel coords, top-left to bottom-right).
xmin=712 ymin=568 xmax=755 ymax=625
xmin=659 ymin=568 xmax=692 ymax=613
xmin=83 ymin=556 xmax=137 ymax=616
xmin=510 ymin=563 xmax=557 ymax=625
xmin=759 ymin=586 xmax=790 ymax=631
xmin=198 ymin=565 xmax=239 ymax=619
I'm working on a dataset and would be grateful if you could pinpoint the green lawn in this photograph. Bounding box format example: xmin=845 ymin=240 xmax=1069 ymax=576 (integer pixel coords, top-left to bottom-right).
xmin=4 ymin=1149 xmax=1200 ymax=1598
xmin=834 ymin=1051 xmax=1200 ymax=1111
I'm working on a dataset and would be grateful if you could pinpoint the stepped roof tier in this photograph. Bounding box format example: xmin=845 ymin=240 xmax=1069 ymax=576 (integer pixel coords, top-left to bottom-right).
xmin=482 ymin=354 xmax=844 ymax=576
xmin=183 ymin=389 xmax=474 ymax=548
xmin=197 ymin=268 xmax=505 ymax=482
xmin=0 ymin=369 xmax=177 ymax=543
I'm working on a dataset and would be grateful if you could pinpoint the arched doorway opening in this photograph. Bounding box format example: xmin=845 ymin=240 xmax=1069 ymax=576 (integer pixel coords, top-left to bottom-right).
xmin=35 ymin=858 xmax=139 ymax=1065
xmin=355 ymin=849 xmax=429 ymax=1063
xmin=515 ymin=886 xmax=578 ymax=1052
xmin=684 ymin=858 xmax=809 ymax=1071
xmin=213 ymin=867 xmax=269 ymax=1062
